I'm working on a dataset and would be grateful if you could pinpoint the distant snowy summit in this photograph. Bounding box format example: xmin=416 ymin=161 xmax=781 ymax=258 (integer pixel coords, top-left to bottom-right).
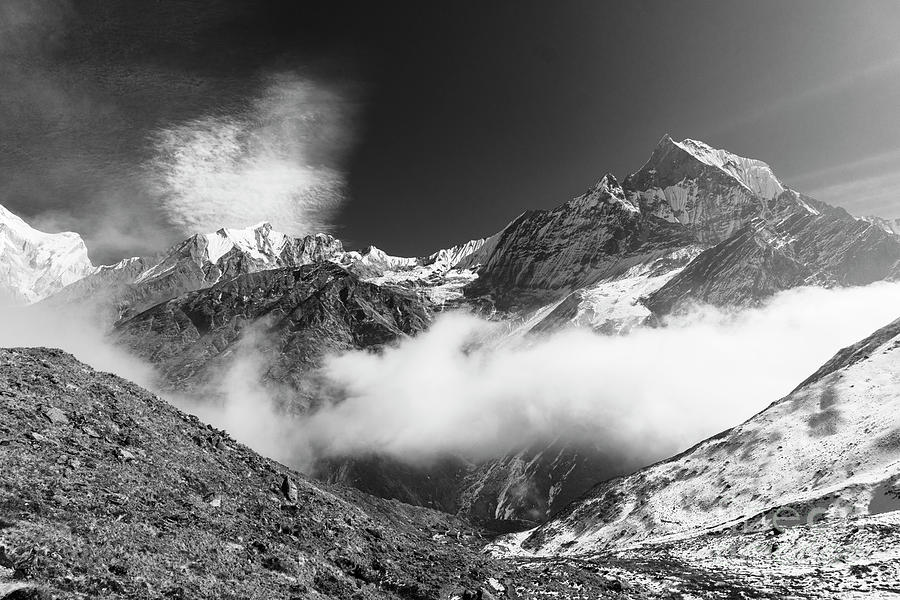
xmin=0 ymin=204 xmax=95 ymax=306
xmin=33 ymin=218 xmax=490 ymax=325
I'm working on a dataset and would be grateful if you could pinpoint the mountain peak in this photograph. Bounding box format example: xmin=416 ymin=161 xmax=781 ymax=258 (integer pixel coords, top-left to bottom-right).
xmin=204 ymin=221 xmax=288 ymax=263
xmin=672 ymin=137 xmax=785 ymax=200
xmin=0 ymin=202 xmax=95 ymax=306
xmin=572 ymin=172 xmax=637 ymax=213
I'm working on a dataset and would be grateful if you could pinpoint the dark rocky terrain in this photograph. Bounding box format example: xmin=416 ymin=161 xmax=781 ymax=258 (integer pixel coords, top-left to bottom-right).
xmin=0 ymin=348 xmax=501 ymax=600
xmin=113 ymin=262 xmax=430 ymax=398
xmin=110 ymin=262 xmax=638 ymax=530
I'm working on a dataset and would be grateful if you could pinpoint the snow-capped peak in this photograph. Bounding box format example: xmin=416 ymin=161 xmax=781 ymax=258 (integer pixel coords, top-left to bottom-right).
xmin=0 ymin=203 xmax=96 ymax=305
xmin=668 ymin=136 xmax=785 ymax=200
xmin=571 ymin=172 xmax=639 ymax=213
xmin=204 ymin=221 xmax=288 ymax=263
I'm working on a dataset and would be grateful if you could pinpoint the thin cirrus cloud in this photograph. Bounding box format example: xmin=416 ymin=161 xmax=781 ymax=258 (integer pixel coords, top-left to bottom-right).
xmin=146 ymin=73 xmax=355 ymax=238
xmin=707 ymin=53 xmax=900 ymax=138
xmin=788 ymin=147 xmax=900 ymax=219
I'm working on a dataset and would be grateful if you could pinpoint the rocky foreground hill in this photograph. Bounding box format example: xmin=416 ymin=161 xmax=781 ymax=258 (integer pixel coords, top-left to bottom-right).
xmin=0 ymin=348 xmax=505 ymax=600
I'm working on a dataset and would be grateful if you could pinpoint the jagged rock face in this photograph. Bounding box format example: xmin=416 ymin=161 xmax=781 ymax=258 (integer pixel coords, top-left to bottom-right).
xmin=118 ymin=224 xmax=346 ymax=323
xmin=465 ymin=174 xmax=695 ymax=309
xmin=114 ymin=262 xmax=431 ymax=396
xmin=0 ymin=204 xmax=96 ymax=306
xmin=467 ymin=136 xmax=900 ymax=321
xmin=38 ymin=221 xmax=489 ymax=327
xmin=509 ymin=316 xmax=900 ymax=556
xmin=624 ymin=136 xmax=789 ymax=244
xmin=526 ymin=246 xmax=704 ymax=334
xmin=645 ymin=197 xmax=900 ymax=315
xmin=0 ymin=348 xmax=503 ymax=599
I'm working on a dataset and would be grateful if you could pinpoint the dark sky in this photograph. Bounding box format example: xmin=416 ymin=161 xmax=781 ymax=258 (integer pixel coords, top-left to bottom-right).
xmin=2 ymin=1 xmax=900 ymax=263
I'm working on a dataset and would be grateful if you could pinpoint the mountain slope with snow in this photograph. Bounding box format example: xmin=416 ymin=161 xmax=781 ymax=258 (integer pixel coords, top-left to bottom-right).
xmin=39 ymin=223 xmax=347 ymax=324
xmin=505 ymin=315 xmax=900 ymax=556
xmin=464 ymin=135 xmax=900 ymax=328
xmin=464 ymin=174 xmax=696 ymax=310
xmin=41 ymin=220 xmax=490 ymax=325
xmin=0 ymin=204 xmax=96 ymax=306
xmin=644 ymin=200 xmax=900 ymax=316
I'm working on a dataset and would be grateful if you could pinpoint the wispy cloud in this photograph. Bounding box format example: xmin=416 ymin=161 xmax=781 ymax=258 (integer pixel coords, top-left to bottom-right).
xmin=804 ymin=172 xmax=900 ymax=219
xmin=147 ymin=73 xmax=355 ymax=237
xmin=708 ymin=53 xmax=900 ymax=137
xmin=787 ymin=147 xmax=900 ymax=218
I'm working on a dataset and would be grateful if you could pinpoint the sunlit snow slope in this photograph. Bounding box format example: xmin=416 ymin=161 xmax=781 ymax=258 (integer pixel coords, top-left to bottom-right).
xmin=505 ymin=315 xmax=900 ymax=556
xmin=0 ymin=203 xmax=95 ymax=306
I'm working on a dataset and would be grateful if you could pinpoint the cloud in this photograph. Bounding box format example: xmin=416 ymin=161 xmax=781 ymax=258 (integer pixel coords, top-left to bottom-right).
xmin=147 ymin=73 xmax=354 ymax=238
xmin=5 ymin=278 xmax=900 ymax=481
xmin=803 ymin=172 xmax=900 ymax=220
xmin=709 ymin=53 xmax=900 ymax=136
xmin=784 ymin=147 xmax=900 ymax=219
xmin=298 ymin=282 xmax=900 ymax=467
xmin=165 ymin=325 xmax=308 ymax=467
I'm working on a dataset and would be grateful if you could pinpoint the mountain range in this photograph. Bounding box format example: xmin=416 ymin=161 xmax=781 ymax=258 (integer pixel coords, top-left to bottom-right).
xmin=2 ymin=135 xmax=900 ymax=597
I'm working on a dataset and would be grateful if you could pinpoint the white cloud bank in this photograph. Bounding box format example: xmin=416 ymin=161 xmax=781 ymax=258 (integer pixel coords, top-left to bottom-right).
xmin=147 ymin=73 xmax=353 ymax=237
xmin=3 ymin=281 xmax=899 ymax=475
xmin=298 ymin=282 xmax=900 ymax=466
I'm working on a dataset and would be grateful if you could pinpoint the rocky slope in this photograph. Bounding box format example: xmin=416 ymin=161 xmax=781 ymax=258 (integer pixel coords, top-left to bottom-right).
xmin=862 ymin=215 xmax=900 ymax=236
xmin=0 ymin=347 xmax=509 ymax=600
xmin=111 ymin=261 xmax=643 ymax=529
xmin=503 ymin=314 xmax=900 ymax=556
xmin=113 ymin=262 xmax=431 ymax=398
xmin=0 ymin=204 xmax=96 ymax=306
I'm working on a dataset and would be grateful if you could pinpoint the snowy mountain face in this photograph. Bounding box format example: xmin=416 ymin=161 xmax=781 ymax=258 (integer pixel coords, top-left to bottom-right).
xmin=41 ymin=220 xmax=490 ymax=325
xmin=0 ymin=204 xmax=96 ymax=306
xmin=464 ymin=174 xmax=697 ymax=310
xmin=464 ymin=135 xmax=900 ymax=329
xmin=644 ymin=201 xmax=900 ymax=316
xmin=40 ymin=223 xmax=349 ymax=324
xmin=502 ymin=315 xmax=900 ymax=557
xmin=624 ymin=136 xmax=788 ymax=244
